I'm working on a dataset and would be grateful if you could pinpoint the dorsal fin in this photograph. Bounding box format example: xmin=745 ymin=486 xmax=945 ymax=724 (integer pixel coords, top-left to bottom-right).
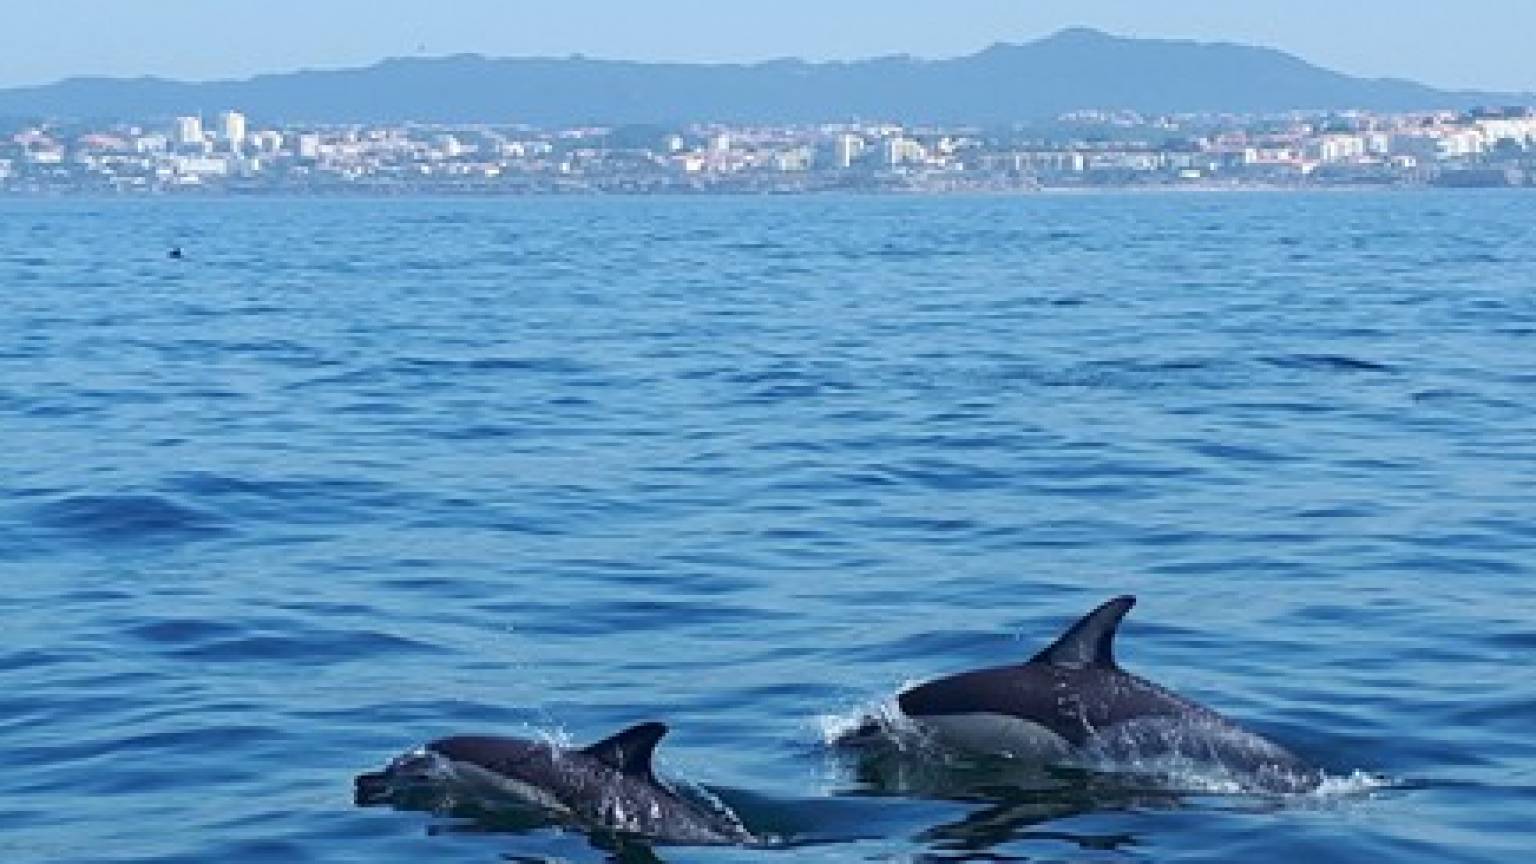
xmin=1028 ymin=596 xmax=1136 ymax=669
xmin=581 ymin=722 xmax=667 ymax=779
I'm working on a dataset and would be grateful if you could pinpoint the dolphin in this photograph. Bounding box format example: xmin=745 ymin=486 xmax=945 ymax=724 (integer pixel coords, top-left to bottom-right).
xmin=355 ymin=721 xmax=755 ymax=844
xmin=852 ymin=596 xmax=1320 ymax=792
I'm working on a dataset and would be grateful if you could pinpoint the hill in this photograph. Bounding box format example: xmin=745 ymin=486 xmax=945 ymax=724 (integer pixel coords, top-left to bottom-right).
xmin=0 ymin=28 xmax=1524 ymax=125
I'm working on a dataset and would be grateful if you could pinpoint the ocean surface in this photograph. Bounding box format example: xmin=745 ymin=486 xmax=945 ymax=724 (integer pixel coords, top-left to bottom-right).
xmin=3 ymin=192 xmax=1535 ymax=863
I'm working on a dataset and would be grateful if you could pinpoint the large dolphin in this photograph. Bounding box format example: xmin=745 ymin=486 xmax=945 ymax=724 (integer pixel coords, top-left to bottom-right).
xmin=355 ymin=721 xmax=755 ymax=844
xmin=851 ymin=596 xmax=1320 ymax=792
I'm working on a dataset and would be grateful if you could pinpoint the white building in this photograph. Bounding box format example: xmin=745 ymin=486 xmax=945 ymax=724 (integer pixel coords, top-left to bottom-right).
xmin=1086 ymin=151 xmax=1162 ymax=171
xmin=217 ymin=111 xmax=247 ymax=148
xmin=1307 ymin=134 xmax=1366 ymax=163
xmin=433 ymin=134 xmax=463 ymax=159
xmin=881 ymin=136 xmax=926 ymax=167
xmin=831 ymin=133 xmax=864 ymax=169
xmin=1438 ymin=129 xmax=1486 ymax=158
xmin=773 ymin=146 xmax=814 ymax=171
xmin=1243 ymin=146 xmax=1303 ymax=165
xmin=171 ymin=155 xmax=230 ymax=180
xmin=173 ymin=116 xmax=204 ymax=147
xmin=1010 ymin=150 xmax=1086 ymax=173
xmin=296 ymin=133 xmax=322 ymax=160
xmin=134 ymin=133 xmax=170 ymax=154
xmin=24 ymin=148 xmax=64 ymax=164
xmin=1477 ymin=117 xmax=1536 ymax=147
xmin=251 ymin=130 xmax=283 ymax=154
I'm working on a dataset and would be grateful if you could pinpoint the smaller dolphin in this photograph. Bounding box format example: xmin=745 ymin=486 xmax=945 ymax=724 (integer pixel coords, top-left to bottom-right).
xmin=850 ymin=596 xmax=1320 ymax=792
xmin=355 ymin=722 xmax=754 ymax=845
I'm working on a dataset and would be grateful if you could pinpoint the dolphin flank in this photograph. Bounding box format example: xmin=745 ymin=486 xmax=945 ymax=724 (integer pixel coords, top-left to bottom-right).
xmin=355 ymin=721 xmax=755 ymax=844
xmin=855 ymin=596 xmax=1321 ymax=792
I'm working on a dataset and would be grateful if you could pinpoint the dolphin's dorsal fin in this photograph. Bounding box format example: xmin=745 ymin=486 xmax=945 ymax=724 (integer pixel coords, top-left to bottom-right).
xmin=1028 ymin=595 xmax=1136 ymax=669
xmin=582 ymin=722 xmax=667 ymax=779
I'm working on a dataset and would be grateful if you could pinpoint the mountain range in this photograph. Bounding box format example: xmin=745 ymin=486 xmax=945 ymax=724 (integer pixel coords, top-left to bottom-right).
xmin=0 ymin=28 xmax=1526 ymax=126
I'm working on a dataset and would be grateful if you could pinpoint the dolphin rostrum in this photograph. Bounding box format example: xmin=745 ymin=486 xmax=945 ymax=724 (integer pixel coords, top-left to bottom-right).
xmin=854 ymin=596 xmax=1320 ymax=792
xmin=355 ymin=721 xmax=755 ymax=844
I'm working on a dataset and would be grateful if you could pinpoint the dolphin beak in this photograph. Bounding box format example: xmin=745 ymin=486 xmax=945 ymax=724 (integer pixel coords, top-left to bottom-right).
xmin=354 ymin=770 xmax=393 ymax=806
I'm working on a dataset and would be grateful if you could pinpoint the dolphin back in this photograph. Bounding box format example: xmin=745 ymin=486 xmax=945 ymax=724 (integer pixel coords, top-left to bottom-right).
xmin=411 ymin=725 xmax=755 ymax=844
xmin=885 ymin=596 xmax=1323 ymax=792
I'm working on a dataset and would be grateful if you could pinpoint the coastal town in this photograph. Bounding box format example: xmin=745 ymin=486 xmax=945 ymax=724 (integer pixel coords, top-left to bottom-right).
xmin=3 ymin=106 xmax=1534 ymax=194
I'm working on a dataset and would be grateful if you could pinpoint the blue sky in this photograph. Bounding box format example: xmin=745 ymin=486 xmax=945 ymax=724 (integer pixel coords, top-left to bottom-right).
xmin=3 ymin=0 xmax=1532 ymax=92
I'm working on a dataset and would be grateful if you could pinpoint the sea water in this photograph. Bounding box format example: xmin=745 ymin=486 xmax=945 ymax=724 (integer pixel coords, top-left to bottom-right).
xmin=3 ymin=192 xmax=1534 ymax=862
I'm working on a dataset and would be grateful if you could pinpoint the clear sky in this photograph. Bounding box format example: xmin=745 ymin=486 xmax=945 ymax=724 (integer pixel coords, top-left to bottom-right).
xmin=2 ymin=0 xmax=1532 ymax=93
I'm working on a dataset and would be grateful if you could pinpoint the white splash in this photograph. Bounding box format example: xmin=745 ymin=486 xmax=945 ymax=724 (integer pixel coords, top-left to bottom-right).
xmin=816 ymin=686 xmax=926 ymax=748
xmin=1309 ymin=769 xmax=1396 ymax=797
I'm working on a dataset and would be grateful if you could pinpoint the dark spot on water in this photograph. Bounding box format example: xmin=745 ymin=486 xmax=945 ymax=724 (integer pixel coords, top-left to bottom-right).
xmin=0 ymin=648 xmax=76 ymax=672
xmin=126 ymin=618 xmax=246 ymax=645
xmin=1189 ymin=442 xmax=1290 ymax=464
xmin=163 ymin=628 xmax=445 ymax=664
xmin=165 ymin=472 xmax=400 ymax=525
xmin=1296 ymin=504 xmax=1385 ymax=519
xmin=435 ymin=424 xmax=522 ymax=440
xmin=28 ymin=494 xmax=229 ymax=544
xmin=1263 ymin=354 xmax=1395 ymax=373
xmin=398 ymin=356 xmax=593 ymax=375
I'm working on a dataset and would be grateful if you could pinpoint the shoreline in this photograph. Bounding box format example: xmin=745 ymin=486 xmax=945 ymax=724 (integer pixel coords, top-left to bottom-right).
xmin=0 ymin=182 xmax=1529 ymax=201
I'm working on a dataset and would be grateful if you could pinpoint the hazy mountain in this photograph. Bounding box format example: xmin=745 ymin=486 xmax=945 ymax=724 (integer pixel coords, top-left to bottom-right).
xmin=0 ymin=28 xmax=1525 ymax=125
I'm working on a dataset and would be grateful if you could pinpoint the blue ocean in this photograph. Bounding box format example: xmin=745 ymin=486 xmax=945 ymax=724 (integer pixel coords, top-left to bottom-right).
xmin=3 ymin=192 xmax=1534 ymax=863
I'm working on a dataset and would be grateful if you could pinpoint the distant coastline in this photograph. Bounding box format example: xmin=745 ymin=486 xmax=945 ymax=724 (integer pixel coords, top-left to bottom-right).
xmin=6 ymin=30 xmax=1535 ymax=197
xmin=2 ymin=184 xmax=1530 ymax=201
xmin=3 ymin=107 xmax=1533 ymax=197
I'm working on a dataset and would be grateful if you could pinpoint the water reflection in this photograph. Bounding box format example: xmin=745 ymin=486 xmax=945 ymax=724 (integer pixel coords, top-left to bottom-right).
xmin=834 ymin=745 xmax=1175 ymax=857
xmin=916 ymin=794 xmax=1143 ymax=858
xmin=371 ymin=784 xmax=739 ymax=863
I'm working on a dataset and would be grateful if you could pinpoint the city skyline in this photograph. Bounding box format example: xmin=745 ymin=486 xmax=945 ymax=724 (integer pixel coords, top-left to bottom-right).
xmin=2 ymin=1 xmax=1535 ymax=93
xmin=7 ymin=105 xmax=1533 ymax=195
